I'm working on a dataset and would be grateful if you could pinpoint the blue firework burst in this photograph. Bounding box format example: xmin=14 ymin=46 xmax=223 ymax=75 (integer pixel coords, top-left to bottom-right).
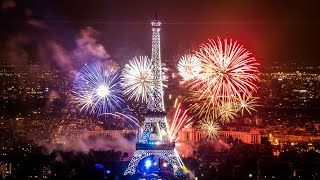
xmin=71 ymin=61 xmax=124 ymax=115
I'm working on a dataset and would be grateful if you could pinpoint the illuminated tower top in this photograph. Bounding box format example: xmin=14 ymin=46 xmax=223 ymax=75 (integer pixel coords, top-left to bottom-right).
xmin=147 ymin=14 xmax=165 ymax=112
xmin=151 ymin=12 xmax=161 ymax=27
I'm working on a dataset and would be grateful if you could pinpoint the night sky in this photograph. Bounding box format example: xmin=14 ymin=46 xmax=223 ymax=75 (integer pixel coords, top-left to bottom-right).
xmin=1 ymin=0 xmax=320 ymax=67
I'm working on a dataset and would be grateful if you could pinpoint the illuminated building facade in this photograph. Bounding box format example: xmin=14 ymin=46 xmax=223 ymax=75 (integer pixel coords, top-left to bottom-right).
xmin=176 ymin=127 xmax=262 ymax=157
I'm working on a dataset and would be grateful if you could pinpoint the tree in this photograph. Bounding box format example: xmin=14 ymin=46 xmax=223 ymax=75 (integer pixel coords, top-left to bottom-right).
xmin=184 ymin=157 xmax=200 ymax=171
xmin=123 ymin=152 xmax=128 ymax=160
xmin=227 ymin=136 xmax=234 ymax=144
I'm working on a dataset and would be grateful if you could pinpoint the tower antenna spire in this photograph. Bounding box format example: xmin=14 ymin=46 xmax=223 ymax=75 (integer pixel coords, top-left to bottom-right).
xmin=155 ymin=11 xmax=158 ymax=20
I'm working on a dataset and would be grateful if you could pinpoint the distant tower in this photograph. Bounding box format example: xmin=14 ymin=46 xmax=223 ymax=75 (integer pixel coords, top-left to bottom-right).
xmin=124 ymin=16 xmax=185 ymax=176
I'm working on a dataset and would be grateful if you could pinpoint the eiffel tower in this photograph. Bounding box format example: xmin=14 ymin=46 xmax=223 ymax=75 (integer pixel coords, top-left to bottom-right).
xmin=124 ymin=15 xmax=185 ymax=176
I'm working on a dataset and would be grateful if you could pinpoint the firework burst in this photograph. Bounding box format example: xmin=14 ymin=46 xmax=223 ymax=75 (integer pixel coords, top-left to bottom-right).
xmin=198 ymin=119 xmax=220 ymax=139
xmin=104 ymin=59 xmax=120 ymax=75
xmin=237 ymin=93 xmax=259 ymax=115
xmin=190 ymin=37 xmax=259 ymax=104
xmin=187 ymin=84 xmax=217 ymax=120
xmin=178 ymin=55 xmax=202 ymax=81
xmin=168 ymin=100 xmax=193 ymax=141
xmin=71 ymin=61 xmax=124 ymax=115
xmin=218 ymin=101 xmax=238 ymax=123
xmin=122 ymin=56 xmax=153 ymax=103
xmin=187 ymin=38 xmax=259 ymax=121
xmin=99 ymin=111 xmax=140 ymax=127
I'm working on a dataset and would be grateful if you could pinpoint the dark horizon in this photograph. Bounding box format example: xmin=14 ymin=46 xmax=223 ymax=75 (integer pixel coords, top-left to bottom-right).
xmin=1 ymin=0 xmax=320 ymax=68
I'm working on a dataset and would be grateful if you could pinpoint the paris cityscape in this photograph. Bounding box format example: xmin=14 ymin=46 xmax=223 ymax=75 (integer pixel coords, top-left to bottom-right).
xmin=1 ymin=0 xmax=320 ymax=179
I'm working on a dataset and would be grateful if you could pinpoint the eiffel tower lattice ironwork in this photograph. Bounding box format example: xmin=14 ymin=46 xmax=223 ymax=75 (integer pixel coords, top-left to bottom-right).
xmin=124 ymin=16 xmax=185 ymax=176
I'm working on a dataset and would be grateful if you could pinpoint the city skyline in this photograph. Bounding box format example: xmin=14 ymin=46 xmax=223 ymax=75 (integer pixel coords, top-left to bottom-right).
xmin=1 ymin=1 xmax=320 ymax=179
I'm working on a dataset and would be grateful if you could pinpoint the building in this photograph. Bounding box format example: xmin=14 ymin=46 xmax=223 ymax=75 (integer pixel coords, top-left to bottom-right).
xmin=178 ymin=127 xmax=261 ymax=144
xmin=243 ymin=117 xmax=263 ymax=126
xmin=176 ymin=127 xmax=262 ymax=157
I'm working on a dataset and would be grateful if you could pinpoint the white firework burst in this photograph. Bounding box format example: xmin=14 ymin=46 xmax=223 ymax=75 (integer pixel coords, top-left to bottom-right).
xmin=237 ymin=93 xmax=259 ymax=115
xmin=198 ymin=119 xmax=220 ymax=139
xmin=122 ymin=56 xmax=153 ymax=103
xmin=178 ymin=55 xmax=202 ymax=81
